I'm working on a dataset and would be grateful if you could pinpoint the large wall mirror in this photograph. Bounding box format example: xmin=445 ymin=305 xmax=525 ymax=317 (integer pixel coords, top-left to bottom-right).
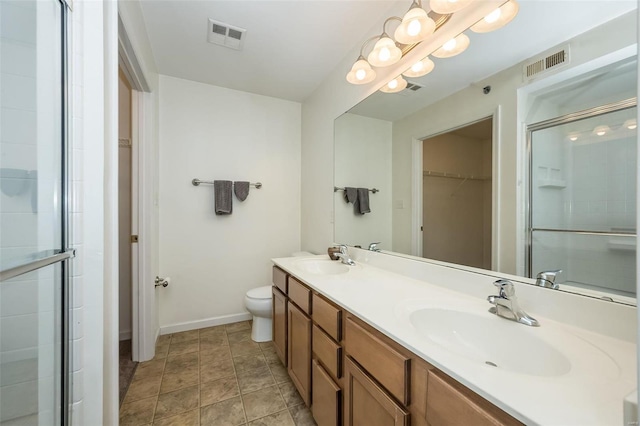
xmin=334 ymin=2 xmax=637 ymax=305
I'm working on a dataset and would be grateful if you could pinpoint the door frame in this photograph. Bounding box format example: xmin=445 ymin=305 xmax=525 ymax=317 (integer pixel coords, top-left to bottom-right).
xmin=117 ymin=15 xmax=155 ymax=362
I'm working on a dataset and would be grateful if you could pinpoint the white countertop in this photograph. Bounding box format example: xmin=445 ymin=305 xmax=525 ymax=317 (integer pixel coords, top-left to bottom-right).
xmin=272 ymin=254 xmax=637 ymax=426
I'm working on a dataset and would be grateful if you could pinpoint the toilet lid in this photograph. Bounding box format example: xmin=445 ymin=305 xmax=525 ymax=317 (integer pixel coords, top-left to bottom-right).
xmin=247 ymin=285 xmax=272 ymax=299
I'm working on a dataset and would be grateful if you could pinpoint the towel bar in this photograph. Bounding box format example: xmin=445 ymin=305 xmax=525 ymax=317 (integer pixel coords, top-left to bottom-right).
xmin=334 ymin=186 xmax=379 ymax=194
xmin=192 ymin=179 xmax=262 ymax=189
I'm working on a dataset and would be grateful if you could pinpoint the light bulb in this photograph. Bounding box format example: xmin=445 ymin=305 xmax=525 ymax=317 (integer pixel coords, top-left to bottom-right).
xmin=388 ymin=79 xmax=398 ymax=89
xmin=403 ymin=57 xmax=435 ymax=78
xmin=484 ymin=8 xmax=502 ymax=24
xmin=379 ymin=47 xmax=391 ymax=62
xmin=380 ymin=76 xmax=408 ymax=93
xmin=346 ymin=58 xmax=376 ymax=85
xmin=411 ymin=61 xmax=424 ymax=73
xmin=407 ymin=19 xmax=421 ymax=36
xmin=368 ymin=37 xmax=401 ymax=67
xmin=593 ymin=125 xmax=609 ymax=136
xmin=443 ymin=38 xmax=457 ymax=51
xmin=597 ymin=130 xmax=606 ymax=136
xmin=624 ymin=119 xmax=637 ymax=130
xmin=447 ymin=0 xmax=458 ymax=3
xmin=569 ymin=135 xmax=578 ymax=141
xmin=355 ymin=69 xmax=366 ymax=81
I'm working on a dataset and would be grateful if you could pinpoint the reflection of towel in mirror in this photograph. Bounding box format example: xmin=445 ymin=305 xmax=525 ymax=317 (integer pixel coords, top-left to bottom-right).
xmin=234 ymin=181 xmax=250 ymax=201
xmin=214 ymin=180 xmax=233 ymax=214
xmin=343 ymin=187 xmax=357 ymax=204
xmin=354 ymin=188 xmax=370 ymax=214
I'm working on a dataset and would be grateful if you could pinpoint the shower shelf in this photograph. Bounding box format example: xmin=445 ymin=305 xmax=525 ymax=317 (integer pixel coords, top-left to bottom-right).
xmin=537 ymin=179 xmax=566 ymax=189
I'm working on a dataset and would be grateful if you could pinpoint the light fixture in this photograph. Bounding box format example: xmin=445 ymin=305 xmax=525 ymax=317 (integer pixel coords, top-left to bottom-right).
xmin=593 ymin=125 xmax=610 ymax=136
xmin=368 ymin=34 xmax=403 ymax=67
xmin=567 ymin=133 xmax=579 ymax=142
xmin=380 ymin=75 xmax=408 ymax=93
xmin=430 ymin=0 xmax=473 ymax=14
xmin=432 ymin=33 xmax=470 ymax=58
xmin=394 ymin=1 xmax=436 ymax=45
xmin=624 ymin=119 xmax=637 ymax=130
xmin=346 ymin=56 xmax=377 ymax=84
xmin=403 ymin=57 xmax=435 ymax=77
xmin=471 ymin=0 xmax=520 ymax=33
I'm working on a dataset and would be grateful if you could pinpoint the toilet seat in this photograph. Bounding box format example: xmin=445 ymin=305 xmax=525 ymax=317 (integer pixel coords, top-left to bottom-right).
xmin=246 ymin=285 xmax=272 ymax=300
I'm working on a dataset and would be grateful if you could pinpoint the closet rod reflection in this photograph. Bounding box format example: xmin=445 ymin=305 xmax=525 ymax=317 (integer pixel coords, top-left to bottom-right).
xmin=334 ymin=186 xmax=379 ymax=194
xmin=192 ymin=179 xmax=262 ymax=189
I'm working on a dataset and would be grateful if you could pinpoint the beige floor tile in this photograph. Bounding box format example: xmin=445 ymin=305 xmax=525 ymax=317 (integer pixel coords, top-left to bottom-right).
xmin=170 ymin=330 xmax=199 ymax=344
xmin=227 ymin=329 xmax=252 ymax=345
xmin=233 ymin=353 xmax=267 ymax=373
xmin=119 ymin=395 xmax=157 ymax=426
xmin=201 ymin=346 xmax=232 ymax=364
xmin=258 ymin=341 xmax=275 ymax=351
xmin=157 ymin=334 xmax=172 ymax=345
xmin=134 ymin=358 xmax=166 ymax=379
xmin=230 ymin=340 xmax=261 ymax=358
xmin=288 ymin=404 xmax=316 ymax=426
xmin=152 ymin=409 xmax=199 ymax=426
xmin=200 ymin=333 xmax=229 ymax=351
xmin=200 ymin=376 xmax=240 ymax=406
xmin=168 ymin=339 xmax=199 ymax=356
xmin=261 ymin=347 xmax=281 ymax=365
xmin=200 ymin=396 xmax=246 ymax=426
xmin=155 ymin=342 xmax=170 ymax=359
xmin=160 ymin=369 xmax=199 ymax=394
xmin=248 ymin=409 xmax=295 ymax=426
xmin=199 ymin=325 xmax=226 ymax=337
xmin=165 ymin=351 xmax=199 ymax=375
xmin=154 ymin=385 xmax=199 ymax=420
xmin=242 ymin=385 xmax=287 ymax=422
xmin=237 ymin=365 xmax=276 ymax=394
xmin=278 ymin=382 xmax=303 ymax=407
xmin=268 ymin=363 xmax=289 ymax=384
xmin=201 ymin=358 xmax=235 ymax=383
xmin=124 ymin=375 xmax=162 ymax=403
xmin=225 ymin=321 xmax=251 ymax=333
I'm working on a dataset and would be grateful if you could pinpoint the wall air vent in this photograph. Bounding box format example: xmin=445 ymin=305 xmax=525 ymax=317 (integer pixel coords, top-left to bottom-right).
xmin=207 ymin=19 xmax=246 ymax=51
xmin=523 ymin=45 xmax=570 ymax=81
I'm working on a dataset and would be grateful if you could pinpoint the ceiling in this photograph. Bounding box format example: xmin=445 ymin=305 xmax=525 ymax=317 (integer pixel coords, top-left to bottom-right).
xmin=139 ymin=0 xmax=399 ymax=102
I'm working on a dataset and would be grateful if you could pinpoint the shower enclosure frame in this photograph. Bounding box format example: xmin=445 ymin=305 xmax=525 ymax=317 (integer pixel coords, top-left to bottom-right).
xmin=525 ymin=97 xmax=637 ymax=291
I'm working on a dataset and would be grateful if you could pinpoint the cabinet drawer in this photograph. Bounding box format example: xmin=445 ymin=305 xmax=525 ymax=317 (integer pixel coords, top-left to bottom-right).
xmin=312 ymin=293 xmax=342 ymax=341
xmin=272 ymin=266 xmax=287 ymax=294
xmin=345 ymin=317 xmax=410 ymax=405
xmin=312 ymin=359 xmax=341 ymax=426
xmin=312 ymin=324 xmax=342 ymax=379
xmin=426 ymin=370 xmax=523 ymax=426
xmin=288 ymin=277 xmax=311 ymax=314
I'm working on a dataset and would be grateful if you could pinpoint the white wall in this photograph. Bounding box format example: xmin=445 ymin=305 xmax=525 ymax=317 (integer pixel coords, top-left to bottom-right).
xmin=334 ymin=113 xmax=392 ymax=249
xmin=158 ymin=75 xmax=301 ymax=332
xmin=118 ymin=73 xmax=132 ymax=340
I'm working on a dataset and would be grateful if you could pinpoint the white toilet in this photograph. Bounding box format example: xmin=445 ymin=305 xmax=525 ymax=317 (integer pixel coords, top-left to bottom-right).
xmin=245 ymin=251 xmax=312 ymax=342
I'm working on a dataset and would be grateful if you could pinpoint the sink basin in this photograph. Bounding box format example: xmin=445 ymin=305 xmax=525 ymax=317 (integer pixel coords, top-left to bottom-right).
xmin=294 ymin=259 xmax=349 ymax=275
xmin=409 ymin=308 xmax=571 ymax=377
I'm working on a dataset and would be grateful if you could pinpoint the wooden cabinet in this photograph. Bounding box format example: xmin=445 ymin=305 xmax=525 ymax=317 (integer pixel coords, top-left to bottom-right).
xmin=312 ymin=359 xmax=341 ymax=426
xmin=344 ymin=356 xmax=409 ymax=426
xmin=288 ymin=301 xmax=312 ymax=405
xmin=272 ymin=286 xmax=287 ymax=366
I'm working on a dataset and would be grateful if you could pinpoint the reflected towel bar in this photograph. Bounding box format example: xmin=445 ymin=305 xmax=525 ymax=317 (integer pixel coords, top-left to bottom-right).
xmin=334 ymin=186 xmax=379 ymax=194
xmin=192 ymin=179 xmax=262 ymax=189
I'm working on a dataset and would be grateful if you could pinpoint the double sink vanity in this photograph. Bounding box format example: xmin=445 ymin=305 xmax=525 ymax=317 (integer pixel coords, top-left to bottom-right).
xmin=271 ymin=248 xmax=636 ymax=426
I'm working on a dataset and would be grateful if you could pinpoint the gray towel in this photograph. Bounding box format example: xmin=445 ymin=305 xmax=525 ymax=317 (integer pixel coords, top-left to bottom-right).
xmin=355 ymin=188 xmax=370 ymax=214
xmin=234 ymin=181 xmax=250 ymax=201
xmin=344 ymin=187 xmax=357 ymax=204
xmin=214 ymin=180 xmax=233 ymax=215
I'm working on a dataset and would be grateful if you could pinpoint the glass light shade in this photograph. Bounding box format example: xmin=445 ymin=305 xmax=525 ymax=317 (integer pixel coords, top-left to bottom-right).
xmin=394 ymin=7 xmax=436 ymax=45
xmin=470 ymin=0 xmax=520 ymax=33
xmin=624 ymin=119 xmax=637 ymax=130
xmin=593 ymin=125 xmax=610 ymax=136
xmin=403 ymin=57 xmax=435 ymax=78
xmin=380 ymin=76 xmax=408 ymax=93
xmin=346 ymin=58 xmax=377 ymax=85
xmin=430 ymin=0 xmax=473 ymax=14
xmin=567 ymin=133 xmax=579 ymax=142
xmin=432 ymin=34 xmax=470 ymax=58
xmin=367 ymin=36 xmax=402 ymax=67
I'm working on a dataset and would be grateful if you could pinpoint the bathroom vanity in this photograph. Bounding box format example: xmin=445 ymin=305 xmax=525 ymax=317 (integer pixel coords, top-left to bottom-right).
xmin=271 ymin=251 xmax=637 ymax=426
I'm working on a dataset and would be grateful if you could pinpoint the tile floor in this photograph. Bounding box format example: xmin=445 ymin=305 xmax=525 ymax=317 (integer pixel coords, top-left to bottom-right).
xmin=119 ymin=321 xmax=317 ymax=426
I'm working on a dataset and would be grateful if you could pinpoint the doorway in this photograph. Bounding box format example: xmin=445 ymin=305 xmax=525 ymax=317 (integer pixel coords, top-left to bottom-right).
xmin=421 ymin=118 xmax=493 ymax=269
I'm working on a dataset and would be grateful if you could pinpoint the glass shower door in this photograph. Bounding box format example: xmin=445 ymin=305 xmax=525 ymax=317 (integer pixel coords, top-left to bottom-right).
xmin=0 ymin=0 xmax=71 ymax=424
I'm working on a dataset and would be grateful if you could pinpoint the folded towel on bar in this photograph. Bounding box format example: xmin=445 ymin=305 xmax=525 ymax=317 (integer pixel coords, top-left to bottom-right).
xmin=234 ymin=181 xmax=250 ymax=201
xmin=355 ymin=188 xmax=371 ymax=214
xmin=214 ymin=180 xmax=233 ymax=215
xmin=343 ymin=187 xmax=358 ymax=204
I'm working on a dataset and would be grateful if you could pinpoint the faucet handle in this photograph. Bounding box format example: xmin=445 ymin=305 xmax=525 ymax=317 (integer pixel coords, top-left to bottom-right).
xmin=334 ymin=244 xmax=348 ymax=254
xmin=536 ymin=269 xmax=562 ymax=289
xmin=493 ymin=279 xmax=515 ymax=297
xmin=368 ymin=242 xmax=381 ymax=251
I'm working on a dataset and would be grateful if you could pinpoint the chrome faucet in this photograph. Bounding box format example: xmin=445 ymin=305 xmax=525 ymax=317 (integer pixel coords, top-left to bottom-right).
xmin=368 ymin=242 xmax=381 ymax=252
xmin=535 ymin=269 xmax=562 ymax=290
xmin=334 ymin=244 xmax=356 ymax=266
xmin=487 ymin=279 xmax=539 ymax=327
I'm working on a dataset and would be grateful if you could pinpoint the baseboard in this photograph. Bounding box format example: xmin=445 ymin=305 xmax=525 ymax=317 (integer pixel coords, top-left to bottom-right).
xmin=160 ymin=312 xmax=252 ymax=335
xmin=119 ymin=330 xmax=132 ymax=341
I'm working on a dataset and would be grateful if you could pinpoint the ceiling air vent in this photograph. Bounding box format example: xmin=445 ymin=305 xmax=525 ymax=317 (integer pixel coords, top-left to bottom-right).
xmin=207 ymin=19 xmax=246 ymax=51
xmin=523 ymin=45 xmax=570 ymax=81
xmin=396 ymin=81 xmax=424 ymax=96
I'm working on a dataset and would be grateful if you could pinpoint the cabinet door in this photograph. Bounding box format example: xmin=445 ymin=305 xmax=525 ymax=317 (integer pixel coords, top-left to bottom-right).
xmin=312 ymin=359 xmax=341 ymax=426
xmin=345 ymin=357 xmax=409 ymax=426
xmin=272 ymin=287 xmax=288 ymax=366
xmin=288 ymin=302 xmax=312 ymax=405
